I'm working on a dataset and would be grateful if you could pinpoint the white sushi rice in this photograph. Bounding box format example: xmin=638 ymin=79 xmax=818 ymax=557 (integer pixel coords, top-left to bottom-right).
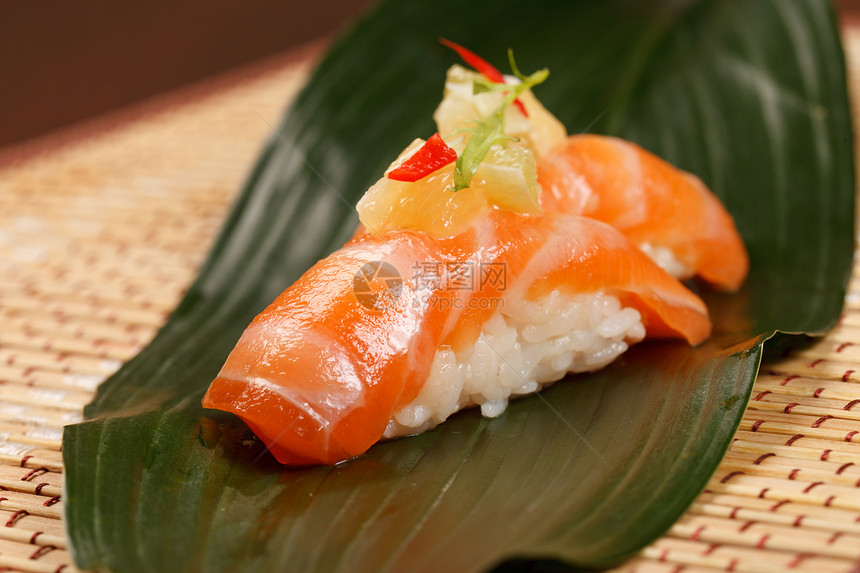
xmin=638 ymin=242 xmax=694 ymax=280
xmin=383 ymin=289 xmax=646 ymax=438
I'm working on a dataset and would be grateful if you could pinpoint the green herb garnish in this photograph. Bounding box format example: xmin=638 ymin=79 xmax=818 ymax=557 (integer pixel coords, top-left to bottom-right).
xmin=450 ymin=54 xmax=548 ymax=192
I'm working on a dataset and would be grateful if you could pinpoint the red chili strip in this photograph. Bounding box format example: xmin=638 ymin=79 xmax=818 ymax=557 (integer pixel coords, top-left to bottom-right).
xmin=440 ymin=38 xmax=529 ymax=117
xmin=511 ymin=98 xmax=529 ymax=117
xmin=387 ymin=133 xmax=457 ymax=182
xmin=440 ymin=38 xmax=504 ymax=82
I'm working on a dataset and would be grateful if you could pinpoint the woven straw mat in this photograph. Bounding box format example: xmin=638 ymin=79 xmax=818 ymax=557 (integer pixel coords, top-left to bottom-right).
xmin=0 ymin=31 xmax=859 ymax=573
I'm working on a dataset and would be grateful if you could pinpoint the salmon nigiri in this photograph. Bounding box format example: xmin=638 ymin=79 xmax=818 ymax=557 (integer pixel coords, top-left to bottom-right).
xmin=431 ymin=44 xmax=748 ymax=290
xmin=537 ymin=135 xmax=749 ymax=291
xmin=202 ymin=210 xmax=710 ymax=465
xmin=202 ymin=44 xmax=732 ymax=467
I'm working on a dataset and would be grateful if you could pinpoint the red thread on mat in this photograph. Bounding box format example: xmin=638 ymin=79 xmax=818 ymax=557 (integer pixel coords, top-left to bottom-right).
xmin=845 ymin=399 xmax=860 ymax=410
xmin=769 ymin=500 xmax=790 ymax=511
xmin=803 ymin=481 xmax=824 ymax=493
xmin=811 ymin=415 xmax=833 ymax=428
xmin=821 ymin=449 xmax=832 ymax=461
xmin=739 ymin=520 xmax=757 ymax=532
xmin=670 ymin=566 xmax=685 ymax=573
xmin=727 ymin=558 xmax=738 ymax=571
xmin=703 ymin=543 xmax=721 ymax=555
xmin=753 ymin=453 xmax=774 ymax=465
xmin=751 ymin=420 xmax=765 ymax=432
xmin=837 ymin=342 xmax=853 ymax=352
xmin=753 ymin=391 xmax=772 ymax=401
xmin=54 ymin=566 xmax=67 ymax=573
xmin=847 ymin=430 xmax=859 ymax=442
xmin=824 ymin=495 xmax=836 ymax=507
xmin=788 ymin=469 xmax=800 ymax=480
xmin=34 ymin=483 xmax=49 ymax=495
xmin=756 ymin=534 xmax=771 ymax=549
xmin=689 ymin=525 xmax=705 ymax=541
xmin=758 ymin=488 xmax=770 ymax=499
xmin=792 ymin=515 xmax=804 ymax=527
xmin=781 ymin=375 xmax=799 ymax=386
xmin=29 ymin=531 xmax=42 ymax=544
xmin=787 ymin=553 xmax=813 ymax=569
xmin=658 ymin=549 xmax=669 ymax=562
xmin=842 ymin=370 xmax=855 ymax=381
xmin=809 ymin=359 xmax=824 ymax=368
xmin=729 ymin=506 xmax=741 ymax=519
xmin=836 ymin=462 xmax=854 ymax=475
xmin=29 ymin=545 xmax=55 ymax=560
xmin=784 ymin=403 xmax=799 ymax=413
xmin=21 ymin=467 xmax=48 ymax=482
xmin=43 ymin=496 xmax=60 ymax=507
xmin=828 ymin=531 xmax=843 ymax=545
xmin=19 ymin=455 xmax=32 ymax=468
xmin=786 ymin=434 xmax=805 ymax=446
xmin=721 ymin=471 xmax=744 ymax=483
xmin=5 ymin=510 xmax=27 ymax=527
xmin=813 ymin=387 xmax=825 ymax=398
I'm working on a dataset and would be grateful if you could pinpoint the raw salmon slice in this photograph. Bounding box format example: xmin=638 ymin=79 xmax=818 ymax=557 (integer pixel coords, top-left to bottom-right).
xmin=538 ymin=134 xmax=749 ymax=291
xmin=202 ymin=211 xmax=710 ymax=466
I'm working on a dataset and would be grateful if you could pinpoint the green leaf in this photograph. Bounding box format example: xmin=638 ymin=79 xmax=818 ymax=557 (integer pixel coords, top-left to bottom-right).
xmin=63 ymin=0 xmax=854 ymax=571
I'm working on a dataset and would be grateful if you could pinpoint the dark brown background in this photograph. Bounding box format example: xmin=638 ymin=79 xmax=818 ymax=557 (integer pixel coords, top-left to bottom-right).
xmin=0 ymin=0 xmax=855 ymax=149
xmin=0 ymin=0 xmax=373 ymax=149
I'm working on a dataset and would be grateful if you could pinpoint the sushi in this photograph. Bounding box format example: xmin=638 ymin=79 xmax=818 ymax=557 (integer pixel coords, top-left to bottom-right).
xmin=430 ymin=51 xmax=749 ymax=289
xmin=202 ymin=42 xmax=744 ymax=466
xmin=202 ymin=210 xmax=710 ymax=465
xmin=537 ymin=135 xmax=749 ymax=291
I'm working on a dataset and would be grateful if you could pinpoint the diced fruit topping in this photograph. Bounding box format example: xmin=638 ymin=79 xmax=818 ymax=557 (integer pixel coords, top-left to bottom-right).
xmin=357 ymin=44 xmax=557 ymax=237
xmin=439 ymin=38 xmax=529 ymax=117
xmin=433 ymin=62 xmax=567 ymax=158
xmin=357 ymin=136 xmax=541 ymax=237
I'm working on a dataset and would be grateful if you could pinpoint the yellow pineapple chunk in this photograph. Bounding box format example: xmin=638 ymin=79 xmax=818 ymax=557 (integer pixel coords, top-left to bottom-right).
xmin=433 ymin=65 xmax=567 ymax=158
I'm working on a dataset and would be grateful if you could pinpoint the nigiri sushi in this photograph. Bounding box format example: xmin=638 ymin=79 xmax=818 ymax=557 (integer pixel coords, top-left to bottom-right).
xmin=202 ymin=43 xmax=740 ymax=467
xmin=430 ymin=47 xmax=748 ymax=289
xmin=537 ymin=135 xmax=749 ymax=291
xmin=203 ymin=210 xmax=710 ymax=465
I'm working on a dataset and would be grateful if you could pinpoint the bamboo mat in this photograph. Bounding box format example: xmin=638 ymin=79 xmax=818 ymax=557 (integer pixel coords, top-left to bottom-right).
xmin=0 ymin=29 xmax=858 ymax=573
